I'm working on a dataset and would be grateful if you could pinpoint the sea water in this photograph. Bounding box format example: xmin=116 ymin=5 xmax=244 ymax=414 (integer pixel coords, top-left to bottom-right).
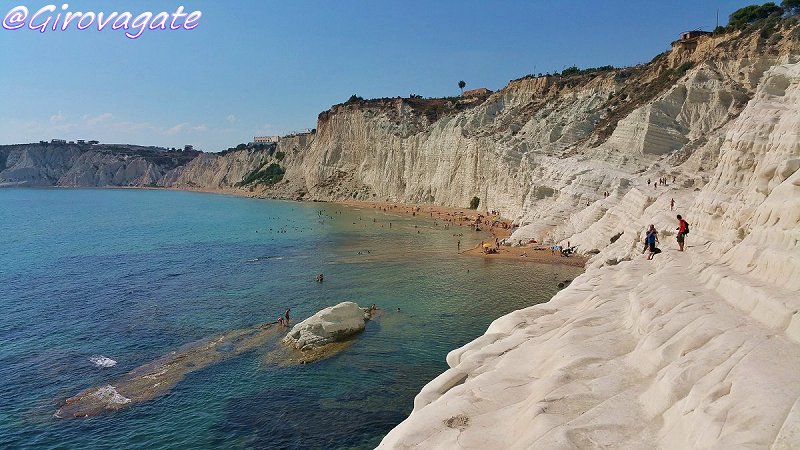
xmin=0 ymin=188 xmax=582 ymax=449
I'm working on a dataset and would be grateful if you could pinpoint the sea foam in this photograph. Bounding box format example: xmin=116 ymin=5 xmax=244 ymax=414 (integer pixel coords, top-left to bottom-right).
xmin=92 ymin=385 xmax=131 ymax=405
xmin=89 ymin=356 xmax=117 ymax=368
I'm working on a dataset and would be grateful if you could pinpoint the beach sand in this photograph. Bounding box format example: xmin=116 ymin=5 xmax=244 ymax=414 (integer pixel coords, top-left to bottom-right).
xmin=341 ymin=200 xmax=586 ymax=268
xmin=461 ymin=245 xmax=587 ymax=267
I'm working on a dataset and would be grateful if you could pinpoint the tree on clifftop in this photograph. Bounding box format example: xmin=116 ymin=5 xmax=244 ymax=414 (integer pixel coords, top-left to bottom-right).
xmin=783 ymin=0 xmax=800 ymax=15
xmin=458 ymin=80 xmax=466 ymax=95
xmin=728 ymin=3 xmax=783 ymax=29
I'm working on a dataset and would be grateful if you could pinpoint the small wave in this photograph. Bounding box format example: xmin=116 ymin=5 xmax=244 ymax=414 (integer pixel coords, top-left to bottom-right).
xmin=89 ymin=356 xmax=117 ymax=368
xmin=252 ymin=256 xmax=285 ymax=261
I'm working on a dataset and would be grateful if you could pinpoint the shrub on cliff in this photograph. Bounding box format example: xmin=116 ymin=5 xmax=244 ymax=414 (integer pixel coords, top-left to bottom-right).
xmin=469 ymin=196 xmax=480 ymax=210
xmin=346 ymin=94 xmax=364 ymax=104
xmin=237 ymin=163 xmax=285 ymax=186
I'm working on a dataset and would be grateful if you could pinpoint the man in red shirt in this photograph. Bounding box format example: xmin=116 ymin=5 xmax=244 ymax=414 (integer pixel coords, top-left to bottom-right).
xmin=676 ymin=215 xmax=689 ymax=251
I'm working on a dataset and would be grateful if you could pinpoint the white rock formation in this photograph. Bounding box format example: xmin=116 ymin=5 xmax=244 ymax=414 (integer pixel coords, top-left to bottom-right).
xmin=0 ymin=143 xmax=192 ymax=187
xmin=282 ymin=302 xmax=368 ymax=351
xmin=378 ymin=61 xmax=800 ymax=448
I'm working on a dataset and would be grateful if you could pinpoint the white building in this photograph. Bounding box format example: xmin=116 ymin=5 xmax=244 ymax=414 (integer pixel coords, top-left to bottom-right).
xmin=254 ymin=136 xmax=281 ymax=144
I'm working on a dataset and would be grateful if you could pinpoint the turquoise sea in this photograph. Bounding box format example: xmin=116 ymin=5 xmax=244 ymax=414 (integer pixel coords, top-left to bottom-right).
xmin=0 ymin=188 xmax=582 ymax=449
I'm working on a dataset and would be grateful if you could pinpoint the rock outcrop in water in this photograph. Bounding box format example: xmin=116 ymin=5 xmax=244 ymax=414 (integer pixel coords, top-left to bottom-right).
xmin=55 ymin=322 xmax=283 ymax=419
xmin=283 ymin=301 xmax=370 ymax=351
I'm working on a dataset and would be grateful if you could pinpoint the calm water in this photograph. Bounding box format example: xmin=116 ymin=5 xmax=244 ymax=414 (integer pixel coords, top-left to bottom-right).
xmin=0 ymin=188 xmax=582 ymax=449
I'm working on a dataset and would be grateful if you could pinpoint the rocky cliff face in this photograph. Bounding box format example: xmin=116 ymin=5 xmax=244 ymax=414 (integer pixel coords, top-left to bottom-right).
xmin=0 ymin=144 xmax=198 ymax=187
xmin=253 ymin=23 xmax=800 ymax=231
xmin=377 ymin=25 xmax=800 ymax=449
xmin=380 ymin=57 xmax=800 ymax=450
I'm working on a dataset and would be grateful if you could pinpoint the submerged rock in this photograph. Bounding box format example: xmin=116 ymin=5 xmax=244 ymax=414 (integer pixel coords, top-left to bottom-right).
xmin=55 ymin=322 xmax=282 ymax=419
xmin=282 ymin=302 xmax=368 ymax=351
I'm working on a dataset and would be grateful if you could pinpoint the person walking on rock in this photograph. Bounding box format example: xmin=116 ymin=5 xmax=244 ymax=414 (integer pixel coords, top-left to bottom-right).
xmin=676 ymin=215 xmax=689 ymax=251
xmin=670 ymin=198 xmax=675 ymax=211
xmin=646 ymin=225 xmax=660 ymax=260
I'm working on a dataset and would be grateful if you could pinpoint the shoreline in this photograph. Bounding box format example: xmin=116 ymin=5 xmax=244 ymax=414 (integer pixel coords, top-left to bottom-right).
xmin=30 ymin=186 xmax=587 ymax=269
xmin=24 ymin=185 xmax=590 ymax=297
xmin=338 ymin=200 xmax=587 ymax=268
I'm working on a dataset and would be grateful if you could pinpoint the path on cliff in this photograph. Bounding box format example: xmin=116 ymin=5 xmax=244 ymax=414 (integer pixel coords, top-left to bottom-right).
xmin=380 ymin=247 xmax=800 ymax=448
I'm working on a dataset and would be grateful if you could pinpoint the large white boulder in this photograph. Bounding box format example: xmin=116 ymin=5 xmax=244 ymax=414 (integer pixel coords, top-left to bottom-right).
xmin=282 ymin=302 xmax=368 ymax=351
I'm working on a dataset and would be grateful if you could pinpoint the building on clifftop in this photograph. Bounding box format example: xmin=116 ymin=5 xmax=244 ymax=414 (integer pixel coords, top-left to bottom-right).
xmin=671 ymin=30 xmax=713 ymax=52
xmin=254 ymin=135 xmax=281 ymax=144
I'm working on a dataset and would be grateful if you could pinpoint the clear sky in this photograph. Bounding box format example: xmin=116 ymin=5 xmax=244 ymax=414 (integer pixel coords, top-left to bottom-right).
xmin=0 ymin=0 xmax=756 ymax=151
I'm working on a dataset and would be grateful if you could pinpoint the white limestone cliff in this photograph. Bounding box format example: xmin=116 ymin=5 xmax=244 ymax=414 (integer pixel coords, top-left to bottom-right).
xmin=378 ymin=60 xmax=800 ymax=449
xmin=0 ymin=144 xmax=194 ymax=187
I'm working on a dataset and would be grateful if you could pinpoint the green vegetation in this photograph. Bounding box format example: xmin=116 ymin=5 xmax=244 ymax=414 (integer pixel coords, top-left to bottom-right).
xmin=275 ymin=151 xmax=286 ymax=161
xmin=784 ymin=0 xmax=800 ymax=15
xmin=458 ymin=80 xmax=466 ymax=95
xmin=727 ymin=2 xmax=784 ymax=30
xmin=676 ymin=61 xmax=694 ymax=74
xmin=469 ymin=196 xmax=480 ymax=210
xmin=238 ymin=162 xmax=285 ymax=186
xmin=731 ymin=2 xmax=783 ymax=28
xmin=560 ymin=65 xmax=615 ymax=77
xmin=513 ymin=65 xmax=616 ymax=82
xmin=219 ymin=142 xmax=276 ymax=156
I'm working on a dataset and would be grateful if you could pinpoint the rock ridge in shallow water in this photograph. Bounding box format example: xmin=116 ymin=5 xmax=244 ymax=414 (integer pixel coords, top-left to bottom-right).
xmin=282 ymin=301 xmax=370 ymax=351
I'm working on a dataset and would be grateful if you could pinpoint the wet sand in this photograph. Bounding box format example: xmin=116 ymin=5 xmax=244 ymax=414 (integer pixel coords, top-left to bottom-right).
xmin=341 ymin=200 xmax=586 ymax=268
xmin=342 ymin=201 xmax=513 ymax=238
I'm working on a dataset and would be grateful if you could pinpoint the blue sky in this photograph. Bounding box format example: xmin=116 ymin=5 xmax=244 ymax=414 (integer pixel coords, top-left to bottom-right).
xmin=0 ymin=0 xmax=756 ymax=151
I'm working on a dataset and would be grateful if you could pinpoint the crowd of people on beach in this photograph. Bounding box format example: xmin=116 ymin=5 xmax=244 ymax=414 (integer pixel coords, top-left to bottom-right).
xmin=550 ymin=243 xmax=578 ymax=257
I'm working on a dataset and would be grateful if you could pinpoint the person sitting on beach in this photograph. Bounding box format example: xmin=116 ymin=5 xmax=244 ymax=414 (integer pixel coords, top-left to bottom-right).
xmin=277 ymin=317 xmax=285 ymax=327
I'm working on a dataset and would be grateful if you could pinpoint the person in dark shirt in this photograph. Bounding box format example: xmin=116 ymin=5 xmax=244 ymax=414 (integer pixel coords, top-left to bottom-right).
xmin=646 ymin=225 xmax=660 ymax=260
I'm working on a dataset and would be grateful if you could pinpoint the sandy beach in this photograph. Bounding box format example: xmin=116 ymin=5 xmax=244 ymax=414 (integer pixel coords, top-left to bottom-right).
xmin=461 ymin=245 xmax=587 ymax=267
